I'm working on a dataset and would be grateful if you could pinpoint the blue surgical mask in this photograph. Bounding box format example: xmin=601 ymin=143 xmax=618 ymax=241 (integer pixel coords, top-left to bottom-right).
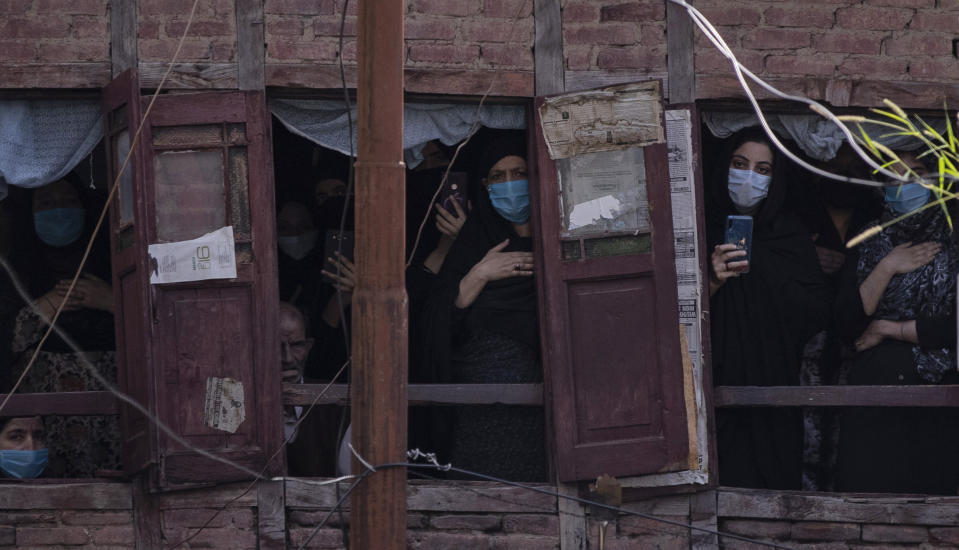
xmin=884 ymin=183 xmax=930 ymax=215
xmin=488 ymin=179 xmax=530 ymax=224
xmin=0 ymin=449 xmax=48 ymax=479
xmin=34 ymin=208 xmax=85 ymax=247
xmin=727 ymin=168 xmax=772 ymax=211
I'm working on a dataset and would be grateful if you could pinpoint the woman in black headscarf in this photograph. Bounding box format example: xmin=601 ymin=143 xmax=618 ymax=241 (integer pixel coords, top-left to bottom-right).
xmin=707 ymin=127 xmax=829 ymax=490
xmin=419 ymin=132 xmax=546 ymax=481
xmin=834 ymin=150 xmax=959 ymax=494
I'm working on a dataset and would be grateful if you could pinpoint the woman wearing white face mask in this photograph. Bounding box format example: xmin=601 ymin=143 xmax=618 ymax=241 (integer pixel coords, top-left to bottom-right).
xmin=834 ymin=150 xmax=959 ymax=494
xmin=707 ymin=127 xmax=830 ymax=490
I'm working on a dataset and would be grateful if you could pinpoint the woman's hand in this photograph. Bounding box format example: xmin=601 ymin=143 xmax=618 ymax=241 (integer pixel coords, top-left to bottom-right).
xmin=321 ymin=252 xmax=356 ymax=300
xmin=472 ymin=239 xmax=534 ymax=282
xmin=855 ymin=320 xmax=890 ymax=352
xmin=54 ymin=273 xmax=114 ymax=313
xmin=881 ymin=241 xmax=941 ymax=275
xmin=434 ymin=200 xmax=468 ymax=241
xmin=815 ymin=246 xmax=846 ymax=274
xmin=709 ymin=244 xmax=747 ymax=295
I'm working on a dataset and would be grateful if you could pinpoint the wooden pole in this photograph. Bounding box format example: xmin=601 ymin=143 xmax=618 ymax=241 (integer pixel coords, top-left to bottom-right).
xmin=350 ymin=0 xmax=407 ymax=547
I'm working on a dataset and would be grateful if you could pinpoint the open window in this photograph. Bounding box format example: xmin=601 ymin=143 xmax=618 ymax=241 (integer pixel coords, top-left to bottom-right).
xmin=103 ymin=70 xmax=282 ymax=490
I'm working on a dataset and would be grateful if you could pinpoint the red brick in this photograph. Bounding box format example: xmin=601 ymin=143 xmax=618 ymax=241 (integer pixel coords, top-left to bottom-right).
xmin=462 ymin=18 xmax=532 ymax=42
xmin=17 ymin=526 xmax=90 ymax=545
xmin=813 ymin=31 xmax=883 ymax=54
xmin=139 ymin=0 xmax=216 ymax=16
xmin=596 ymin=46 xmax=665 ymax=70
xmin=409 ymin=0 xmax=478 ymax=17
xmin=139 ymin=38 xmax=226 ymax=61
xmin=340 ymin=39 xmax=356 ymax=62
xmin=35 ymin=0 xmax=106 ymax=14
xmin=600 ymin=2 xmax=665 ymax=23
xmin=695 ymin=5 xmax=761 ymax=26
xmin=265 ymin=15 xmax=305 ymax=36
xmin=695 ymin=48 xmax=764 ymax=74
xmin=765 ymin=54 xmax=838 ymax=76
xmin=38 ymin=40 xmax=108 ymax=61
xmin=866 ymin=0 xmax=934 ymax=6
xmin=163 ymin=508 xmax=254 ymax=529
xmin=408 ymin=43 xmax=479 ymax=64
xmin=0 ymin=41 xmax=36 ymax=62
xmin=164 ymin=527 xmax=257 ymax=548
xmin=639 ymin=23 xmax=664 ymax=46
xmin=743 ymin=28 xmax=812 ymax=50
xmin=764 ymin=5 xmax=836 ymax=28
xmin=267 ymin=0 xmax=335 ymax=15
xmin=267 ymin=39 xmax=341 ymax=62
xmin=791 ymin=521 xmax=860 ymax=541
xmin=0 ymin=512 xmax=58 ymax=525
xmin=72 ymin=16 xmax=109 ymax=39
xmin=885 ymin=33 xmax=952 ymax=56
xmin=617 ymin=515 xmax=687 ymax=538
xmin=931 ymin=527 xmax=959 ymax=544
xmin=406 ymin=16 xmax=458 ymax=40
xmin=0 ymin=18 xmax=71 ymax=39
xmin=408 ymin=513 xmax=428 ymax=529
xmin=480 ymin=43 xmax=533 ymax=67
xmin=287 ymin=527 xmax=344 ymax=548
xmin=562 ymin=2 xmax=597 ymax=23
xmin=836 ymin=6 xmax=914 ymax=30
xmin=862 ymin=524 xmax=928 ymax=543
xmin=489 ymin=534 xmax=560 ymax=550
xmin=165 ymin=20 xmax=235 ymax=38
xmin=139 ymin=21 xmax=160 ymax=39
xmin=910 ymin=11 xmax=959 ymax=32
xmin=91 ymin=526 xmax=135 ymax=545
xmin=722 ymin=519 xmax=791 ymax=539
xmin=408 ymin=531 xmax=490 ymax=550
xmin=600 ymin=532 xmax=688 ymax=550
xmin=839 ymin=54 xmax=909 ymax=77
xmin=312 ymin=18 xmax=357 ymax=37
xmin=483 ymin=0 xmax=531 ymax=19
xmin=908 ymin=58 xmax=959 ymax=80
xmin=60 ymin=511 xmax=132 ymax=526
xmin=502 ymin=514 xmax=558 ymax=536
xmin=0 ymin=0 xmax=31 ymax=14
xmin=565 ymin=23 xmax=638 ymax=46
xmin=430 ymin=514 xmax=502 ymax=530
xmin=566 ymin=47 xmax=592 ymax=71
xmin=0 ymin=527 xmax=12 ymax=546
xmin=940 ymin=0 xmax=959 ymax=9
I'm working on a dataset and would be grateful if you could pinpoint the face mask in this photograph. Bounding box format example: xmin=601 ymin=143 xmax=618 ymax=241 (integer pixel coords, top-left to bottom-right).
xmin=884 ymin=183 xmax=930 ymax=215
xmin=727 ymin=168 xmax=772 ymax=211
xmin=278 ymin=230 xmax=318 ymax=261
xmin=33 ymin=208 xmax=85 ymax=247
xmin=487 ymin=179 xmax=530 ymax=224
xmin=0 ymin=449 xmax=48 ymax=479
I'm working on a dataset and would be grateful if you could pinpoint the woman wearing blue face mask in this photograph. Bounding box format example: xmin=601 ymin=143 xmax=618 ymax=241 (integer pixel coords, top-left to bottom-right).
xmin=834 ymin=150 xmax=959 ymax=494
xmin=419 ymin=132 xmax=546 ymax=482
xmin=6 ymin=178 xmax=121 ymax=478
xmin=0 ymin=416 xmax=47 ymax=479
xmin=706 ymin=127 xmax=830 ymax=490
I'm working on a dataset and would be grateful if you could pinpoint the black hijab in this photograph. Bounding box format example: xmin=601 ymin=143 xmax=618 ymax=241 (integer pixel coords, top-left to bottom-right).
xmin=706 ymin=127 xmax=829 ymax=490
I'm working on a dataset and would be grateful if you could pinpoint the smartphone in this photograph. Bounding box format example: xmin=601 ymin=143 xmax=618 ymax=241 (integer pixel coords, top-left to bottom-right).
xmin=438 ymin=172 xmax=469 ymax=215
xmin=323 ymin=229 xmax=354 ymax=276
xmin=725 ymin=215 xmax=753 ymax=273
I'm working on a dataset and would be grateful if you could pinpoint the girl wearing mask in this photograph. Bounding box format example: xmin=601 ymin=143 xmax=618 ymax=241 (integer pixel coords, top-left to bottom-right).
xmin=9 ymin=178 xmax=120 ymax=478
xmin=420 ymin=132 xmax=546 ymax=481
xmin=707 ymin=127 xmax=829 ymax=490
xmin=0 ymin=416 xmax=47 ymax=479
xmin=835 ymin=150 xmax=959 ymax=494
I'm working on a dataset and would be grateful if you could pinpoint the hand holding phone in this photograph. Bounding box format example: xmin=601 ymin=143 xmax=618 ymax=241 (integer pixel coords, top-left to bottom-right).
xmin=438 ymin=172 xmax=469 ymax=215
xmin=724 ymin=215 xmax=753 ymax=273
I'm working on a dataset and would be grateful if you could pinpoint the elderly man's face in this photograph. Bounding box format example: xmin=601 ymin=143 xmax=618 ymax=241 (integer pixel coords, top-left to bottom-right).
xmin=280 ymin=307 xmax=313 ymax=383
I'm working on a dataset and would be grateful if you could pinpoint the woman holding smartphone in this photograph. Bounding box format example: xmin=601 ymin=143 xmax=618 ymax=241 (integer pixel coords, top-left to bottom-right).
xmin=707 ymin=127 xmax=829 ymax=490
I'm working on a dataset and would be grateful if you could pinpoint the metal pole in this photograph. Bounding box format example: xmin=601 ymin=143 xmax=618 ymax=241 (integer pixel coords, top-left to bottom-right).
xmin=351 ymin=0 xmax=407 ymax=546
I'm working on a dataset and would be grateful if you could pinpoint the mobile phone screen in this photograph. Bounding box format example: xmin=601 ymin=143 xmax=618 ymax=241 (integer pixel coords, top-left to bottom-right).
xmin=438 ymin=172 xmax=469 ymax=215
xmin=725 ymin=215 xmax=753 ymax=272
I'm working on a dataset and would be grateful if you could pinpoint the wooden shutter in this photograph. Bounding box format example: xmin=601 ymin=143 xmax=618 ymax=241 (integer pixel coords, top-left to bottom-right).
xmin=531 ymin=82 xmax=690 ymax=482
xmin=103 ymin=73 xmax=282 ymax=489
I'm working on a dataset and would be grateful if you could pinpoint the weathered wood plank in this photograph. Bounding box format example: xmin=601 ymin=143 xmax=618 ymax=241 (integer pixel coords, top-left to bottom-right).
xmin=256 ymin=480 xmax=285 ymax=550
xmin=133 ymin=476 xmax=162 ymax=549
xmin=110 ymin=0 xmax=137 ymax=77
xmin=714 ymin=385 xmax=959 ymax=407
xmin=666 ymin=0 xmax=695 ymax=103
xmin=0 ymin=392 xmax=117 ymax=416
xmin=284 ymin=383 xmax=543 ymax=406
xmin=0 ymin=482 xmax=131 ymax=510
xmin=534 ymin=0 xmax=564 ymax=96
xmin=565 ymin=70 xmax=669 ymax=95
xmin=718 ymin=488 xmax=959 ymax=526
xmin=689 ymin=490 xmax=718 ymax=550
xmin=0 ymin=63 xmax=111 ymax=89
xmin=557 ymin=481 xmax=587 ymax=550
xmin=236 ymin=0 xmax=265 ymax=90
xmin=138 ymin=62 xmax=238 ymax=89
xmin=620 ymin=494 xmax=691 ymax=517
xmin=154 ymin=482 xmax=257 ymax=509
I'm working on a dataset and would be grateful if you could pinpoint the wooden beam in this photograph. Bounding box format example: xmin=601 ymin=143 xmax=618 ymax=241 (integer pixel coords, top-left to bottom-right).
xmin=0 ymin=63 xmax=111 ymax=89
xmin=689 ymin=490 xmax=718 ymax=550
xmin=137 ymin=63 xmax=238 ymax=89
xmin=0 ymin=392 xmax=118 ymax=416
xmin=666 ymin=0 xmax=695 ymax=104
xmin=110 ymin=0 xmax=137 ymax=77
xmin=284 ymin=383 xmax=544 ymax=406
xmin=256 ymin=480 xmax=285 ymax=550
xmin=565 ymin=70 xmax=669 ymax=94
xmin=132 ymin=476 xmax=162 ymax=549
xmin=534 ymin=0 xmax=564 ymax=96
xmin=236 ymin=0 xmax=265 ymax=90
xmin=0 ymin=482 xmax=131 ymax=509
xmin=714 ymin=385 xmax=959 ymax=408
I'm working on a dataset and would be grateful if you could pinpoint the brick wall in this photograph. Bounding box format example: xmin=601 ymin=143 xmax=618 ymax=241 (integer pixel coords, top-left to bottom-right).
xmin=562 ymin=0 xmax=667 ymax=73
xmin=138 ymin=0 xmax=238 ymax=64
xmin=263 ymin=0 xmax=534 ymax=95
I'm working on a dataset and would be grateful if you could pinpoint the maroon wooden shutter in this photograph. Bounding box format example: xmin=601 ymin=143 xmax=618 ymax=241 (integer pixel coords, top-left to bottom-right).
xmin=531 ymin=84 xmax=690 ymax=482
xmin=104 ymin=74 xmax=282 ymax=489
